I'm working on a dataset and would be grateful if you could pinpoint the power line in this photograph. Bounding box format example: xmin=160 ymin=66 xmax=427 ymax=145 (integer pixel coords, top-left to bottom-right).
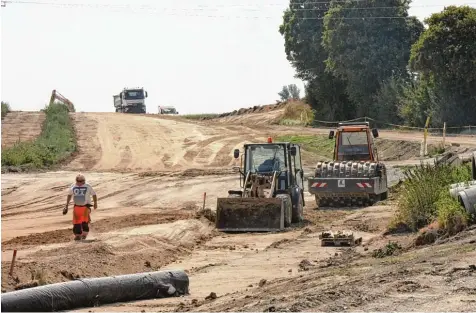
xmin=4 ymin=0 xmax=474 ymax=10
xmin=2 ymin=0 xmax=473 ymax=20
xmin=290 ymin=3 xmax=476 ymax=11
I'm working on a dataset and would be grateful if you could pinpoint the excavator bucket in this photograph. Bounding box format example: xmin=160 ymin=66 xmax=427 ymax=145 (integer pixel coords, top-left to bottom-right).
xmin=215 ymin=197 xmax=284 ymax=232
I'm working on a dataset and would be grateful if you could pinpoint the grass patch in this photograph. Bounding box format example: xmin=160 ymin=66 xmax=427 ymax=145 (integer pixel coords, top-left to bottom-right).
xmin=1 ymin=102 xmax=76 ymax=169
xmin=2 ymin=101 xmax=11 ymax=119
xmin=277 ymin=101 xmax=315 ymax=126
xmin=275 ymin=134 xmax=335 ymax=159
xmin=181 ymin=113 xmax=219 ymax=120
xmin=393 ymin=161 xmax=472 ymax=233
xmin=427 ymin=142 xmax=446 ymax=157
xmin=372 ymin=241 xmax=402 ymax=258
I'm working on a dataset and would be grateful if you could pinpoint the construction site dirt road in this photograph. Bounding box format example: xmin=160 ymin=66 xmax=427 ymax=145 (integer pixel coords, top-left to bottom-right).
xmin=2 ymin=109 xmax=475 ymax=311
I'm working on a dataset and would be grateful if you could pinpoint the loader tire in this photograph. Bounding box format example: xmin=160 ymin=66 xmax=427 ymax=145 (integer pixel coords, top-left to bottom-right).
xmin=276 ymin=194 xmax=292 ymax=227
xmin=292 ymin=193 xmax=304 ymax=223
xmin=380 ymin=191 xmax=388 ymax=201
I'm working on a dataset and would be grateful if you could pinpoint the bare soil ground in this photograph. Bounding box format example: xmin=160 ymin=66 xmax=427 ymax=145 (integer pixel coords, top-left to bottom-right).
xmin=1 ymin=111 xmax=45 ymax=148
xmin=64 ymin=112 xmax=278 ymax=172
xmin=2 ymin=109 xmax=475 ymax=311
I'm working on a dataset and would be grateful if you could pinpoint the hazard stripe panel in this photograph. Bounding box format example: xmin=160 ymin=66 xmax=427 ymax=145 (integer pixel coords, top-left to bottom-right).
xmin=356 ymin=183 xmax=372 ymax=188
xmin=311 ymin=182 xmax=328 ymax=188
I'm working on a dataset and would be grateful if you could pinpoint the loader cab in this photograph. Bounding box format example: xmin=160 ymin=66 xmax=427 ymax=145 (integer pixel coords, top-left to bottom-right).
xmin=328 ymin=122 xmax=379 ymax=162
xmin=233 ymin=142 xmax=304 ymax=192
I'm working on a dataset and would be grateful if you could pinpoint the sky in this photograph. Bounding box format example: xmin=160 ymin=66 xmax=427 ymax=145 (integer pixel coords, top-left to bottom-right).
xmin=1 ymin=0 xmax=474 ymax=114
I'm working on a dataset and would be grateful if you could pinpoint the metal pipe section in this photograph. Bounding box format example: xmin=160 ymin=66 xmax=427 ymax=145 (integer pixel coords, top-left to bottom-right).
xmin=1 ymin=270 xmax=189 ymax=312
xmin=449 ymin=180 xmax=476 ymax=199
xmin=458 ymin=186 xmax=476 ymax=215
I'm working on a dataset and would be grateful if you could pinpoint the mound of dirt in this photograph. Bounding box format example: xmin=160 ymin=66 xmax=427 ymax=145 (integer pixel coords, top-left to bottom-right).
xmin=2 ymin=210 xmax=193 ymax=249
xmin=195 ymin=208 xmax=216 ymax=223
xmin=376 ymin=139 xmax=427 ymax=161
xmin=194 ymin=102 xmax=289 ymax=121
xmin=1 ymin=218 xmax=215 ymax=292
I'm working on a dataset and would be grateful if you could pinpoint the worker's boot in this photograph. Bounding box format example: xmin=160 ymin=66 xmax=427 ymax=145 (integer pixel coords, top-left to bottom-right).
xmin=81 ymin=231 xmax=88 ymax=240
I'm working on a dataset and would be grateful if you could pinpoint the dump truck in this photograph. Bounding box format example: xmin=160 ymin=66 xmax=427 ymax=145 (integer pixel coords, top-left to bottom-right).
xmin=158 ymin=106 xmax=179 ymax=114
xmin=308 ymin=122 xmax=388 ymax=207
xmin=215 ymin=138 xmax=305 ymax=232
xmin=113 ymin=87 xmax=148 ymax=113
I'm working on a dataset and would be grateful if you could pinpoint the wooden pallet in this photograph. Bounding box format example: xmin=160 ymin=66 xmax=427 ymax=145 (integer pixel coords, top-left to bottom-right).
xmin=319 ymin=231 xmax=362 ymax=247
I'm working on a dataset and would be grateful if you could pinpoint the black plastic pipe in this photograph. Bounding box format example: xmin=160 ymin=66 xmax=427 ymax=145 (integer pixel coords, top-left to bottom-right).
xmin=1 ymin=270 xmax=189 ymax=312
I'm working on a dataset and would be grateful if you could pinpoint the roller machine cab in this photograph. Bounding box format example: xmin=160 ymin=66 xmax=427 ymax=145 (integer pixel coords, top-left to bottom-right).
xmin=215 ymin=138 xmax=305 ymax=232
xmin=308 ymin=122 xmax=388 ymax=207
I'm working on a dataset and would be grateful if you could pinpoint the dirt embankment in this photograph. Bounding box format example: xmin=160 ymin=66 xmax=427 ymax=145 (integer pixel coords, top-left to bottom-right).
xmin=63 ymin=112 xmax=280 ymax=172
xmin=181 ymin=227 xmax=476 ymax=312
xmin=1 ymin=111 xmax=45 ymax=148
xmin=61 ymin=110 xmax=474 ymax=172
xmin=193 ymin=102 xmax=288 ymax=121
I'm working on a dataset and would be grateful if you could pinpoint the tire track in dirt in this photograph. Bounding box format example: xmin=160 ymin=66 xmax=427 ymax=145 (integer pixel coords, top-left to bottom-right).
xmin=209 ymin=135 xmax=260 ymax=167
xmin=63 ymin=112 xmax=285 ymax=172
xmin=2 ymin=210 xmax=193 ymax=249
xmin=1 ymin=171 xmax=236 ymax=242
xmin=64 ymin=113 xmax=245 ymax=171
xmin=68 ymin=113 xmax=102 ymax=170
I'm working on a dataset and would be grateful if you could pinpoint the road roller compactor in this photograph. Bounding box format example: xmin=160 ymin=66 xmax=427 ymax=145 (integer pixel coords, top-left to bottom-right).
xmin=215 ymin=138 xmax=305 ymax=232
xmin=308 ymin=122 xmax=388 ymax=208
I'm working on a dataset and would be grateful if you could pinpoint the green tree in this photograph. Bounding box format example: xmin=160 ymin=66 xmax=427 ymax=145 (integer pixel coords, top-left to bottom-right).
xmin=288 ymin=84 xmax=301 ymax=99
xmin=409 ymin=5 xmax=476 ymax=126
xmin=279 ymin=0 xmax=353 ymax=120
xmin=278 ymin=85 xmax=291 ymax=101
xmin=278 ymin=84 xmax=301 ymax=101
xmin=322 ymin=0 xmax=423 ymax=119
xmin=1 ymin=101 xmax=11 ymax=119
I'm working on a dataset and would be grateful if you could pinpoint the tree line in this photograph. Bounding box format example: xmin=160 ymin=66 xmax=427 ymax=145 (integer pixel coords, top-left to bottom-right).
xmin=279 ymin=0 xmax=476 ymax=128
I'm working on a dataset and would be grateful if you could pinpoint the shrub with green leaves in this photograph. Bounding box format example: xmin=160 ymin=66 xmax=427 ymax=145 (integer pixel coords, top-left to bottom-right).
xmin=395 ymin=161 xmax=472 ymax=231
xmin=1 ymin=102 xmax=76 ymax=168
xmin=436 ymin=191 xmax=468 ymax=235
xmin=1 ymin=101 xmax=11 ymax=119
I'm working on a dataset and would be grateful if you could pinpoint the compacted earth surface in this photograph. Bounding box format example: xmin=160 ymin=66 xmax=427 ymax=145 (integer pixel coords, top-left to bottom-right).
xmin=2 ymin=107 xmax=475 ymax=311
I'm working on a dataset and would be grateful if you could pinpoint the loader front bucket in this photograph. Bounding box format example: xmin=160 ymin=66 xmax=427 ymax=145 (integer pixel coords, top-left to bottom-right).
xmin=216 ymin=197 xmax=284 ymax=232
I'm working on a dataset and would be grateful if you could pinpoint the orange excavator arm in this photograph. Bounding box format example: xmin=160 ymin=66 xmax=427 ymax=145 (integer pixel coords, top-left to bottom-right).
xmin=49 ymin=90 xmax=75 ymax=112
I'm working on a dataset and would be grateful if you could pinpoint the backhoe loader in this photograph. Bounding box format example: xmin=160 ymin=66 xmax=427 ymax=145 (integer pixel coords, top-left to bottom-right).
xmin=215 ymin=138 xmax=305 ymax=232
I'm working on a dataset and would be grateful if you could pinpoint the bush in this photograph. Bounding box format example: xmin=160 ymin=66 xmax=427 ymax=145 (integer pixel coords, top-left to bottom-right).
xmin=436 ymin=191 xmax=468 ymax=235
xmin=1 ymin=102 xmax=76 ymax=168
xmin=278 ymin=101 xmax=315 ymax=126
xmin=395 ymin=161 xmax=472 ymax=232
xmin=1 ymin=101 xmax=11 ymax=119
